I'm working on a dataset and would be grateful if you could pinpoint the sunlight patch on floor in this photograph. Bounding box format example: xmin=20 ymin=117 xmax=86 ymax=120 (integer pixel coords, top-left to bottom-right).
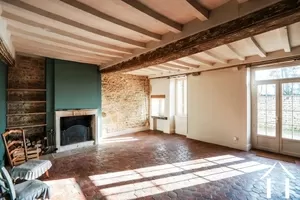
xmin=88 ymin=155 xmax=272 ymax=200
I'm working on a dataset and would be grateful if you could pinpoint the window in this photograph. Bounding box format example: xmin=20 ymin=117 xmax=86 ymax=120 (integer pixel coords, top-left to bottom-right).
xmin=176 ymin=78 xmax=187 ymax=116
xmin=151 ymin=95 xmax=165 ymax=116
xmin=255 ymin=65 xmax=300 ymax=81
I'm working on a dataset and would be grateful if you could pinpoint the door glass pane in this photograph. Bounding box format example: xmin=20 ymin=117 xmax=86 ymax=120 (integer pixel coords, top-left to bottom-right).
xmin=282 ymin=82 xmax=300 ymax=140
xmin=257 ymin=84 xmax=276 ymax=136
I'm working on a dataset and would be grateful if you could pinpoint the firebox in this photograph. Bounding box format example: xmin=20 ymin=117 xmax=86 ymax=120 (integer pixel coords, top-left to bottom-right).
xmin=60 ymin=116 xmax=92 ymax=146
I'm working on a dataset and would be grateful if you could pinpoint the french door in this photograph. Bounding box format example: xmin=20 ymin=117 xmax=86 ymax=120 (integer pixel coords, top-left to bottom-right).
xmin=253 ymin=79 xmax=300 ymax=157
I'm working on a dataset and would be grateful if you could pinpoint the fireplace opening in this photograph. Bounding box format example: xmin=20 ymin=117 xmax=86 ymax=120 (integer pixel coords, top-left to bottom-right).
xmin=60 ymin=116 xmax=92 ymax=146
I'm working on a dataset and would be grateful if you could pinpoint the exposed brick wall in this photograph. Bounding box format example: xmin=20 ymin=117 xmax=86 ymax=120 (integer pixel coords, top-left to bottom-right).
xmin=102 ymin=73 xmax=150 ymax=134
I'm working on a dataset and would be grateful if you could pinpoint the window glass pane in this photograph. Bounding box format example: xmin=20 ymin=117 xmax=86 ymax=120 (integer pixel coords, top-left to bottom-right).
xmin=257 ymin=84 xmax=276 ymax=137
xmin=255 ymin=65 xmax=300 ymax=81
xmin=176 ymin=80 xmax=183 ymax=115
xmin=184 ymin=79 xmax=187 ymax=115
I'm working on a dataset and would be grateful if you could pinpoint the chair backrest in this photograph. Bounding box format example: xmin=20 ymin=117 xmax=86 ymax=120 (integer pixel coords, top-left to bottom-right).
xmin=2 ymin=129 xmax=28 ymax=167
xmin=0 ymin=167 xmax=16 ymax=200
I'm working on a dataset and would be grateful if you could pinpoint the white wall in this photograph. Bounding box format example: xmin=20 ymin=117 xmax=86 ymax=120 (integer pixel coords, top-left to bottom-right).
xmin=187 ymin=68 xmax=251 ymax=151
xmin=175 ymin=116 xmax=187 ymax=135
xmin=150 ymin=78 xmax=175 ymax=133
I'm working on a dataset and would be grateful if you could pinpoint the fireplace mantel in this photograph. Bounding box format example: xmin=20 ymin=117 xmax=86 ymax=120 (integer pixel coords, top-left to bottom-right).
xmin=55 ymin=109 xmax=99 ymax=152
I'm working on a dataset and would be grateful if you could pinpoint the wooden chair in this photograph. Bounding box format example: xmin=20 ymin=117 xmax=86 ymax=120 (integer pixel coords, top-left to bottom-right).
xmin=2 ymin=129 xmax=39 ymax=167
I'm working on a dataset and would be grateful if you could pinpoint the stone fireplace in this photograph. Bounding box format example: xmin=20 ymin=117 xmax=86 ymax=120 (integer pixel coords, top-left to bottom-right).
xmin=55 ymin=109 xmax=99 ymax=152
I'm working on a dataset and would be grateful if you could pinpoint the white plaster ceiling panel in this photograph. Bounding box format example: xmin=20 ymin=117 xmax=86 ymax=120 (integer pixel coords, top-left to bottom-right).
xmin=138 ymin=0 xmax=196 ymax=24
xmin=253 ymin=29 xmax=282 ymax=53
xmin=196 ymin=0 xmax=230 ymax=10
xmin=229 ymin=39 xmax=260 ymax=57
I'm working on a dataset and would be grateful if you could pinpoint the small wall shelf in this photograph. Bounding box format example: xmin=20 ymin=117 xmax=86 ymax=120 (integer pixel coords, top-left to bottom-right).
xmin=7 ymin=124 xmax=47 ymax=129
xmin=6 ymin=112 xmax=47 ymax=116
xmin=7 ymin=89 xmax=46 ymax=92
xmin=7 ymin=101 xmax=46 ymax=103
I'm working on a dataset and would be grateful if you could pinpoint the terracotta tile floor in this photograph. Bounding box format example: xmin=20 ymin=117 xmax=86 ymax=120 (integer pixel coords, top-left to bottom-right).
xmin=42 ymin=131 xmax=300 ymax=200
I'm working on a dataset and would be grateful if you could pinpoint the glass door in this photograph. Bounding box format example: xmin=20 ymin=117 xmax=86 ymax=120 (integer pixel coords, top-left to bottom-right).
xmin=280 ymin=81 xmax=300 ymax=157
xmin=253 ymin=83 xmax=280 ymax=152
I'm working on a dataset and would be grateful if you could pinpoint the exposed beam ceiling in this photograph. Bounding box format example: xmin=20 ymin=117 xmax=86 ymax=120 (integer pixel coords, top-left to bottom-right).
xmin=278 ymin=26 xmax=291 ymax=52
xmin=101 ymin=0 xmax=300 ymax=73
xmin=122 ymin=0 xmax=182 ymax=33
xmin=2 ymin=0 xmax=146 ymax=48
xmin=12 ymin=36 xmax=111 ymax=62
xmin=60 ymin=0 xmax=161 ymax=41
xmin=224 ymin=44 xmax=245 ymax=61
xmin=202 ymin=51 xmax=227 ymax=64
xmin=0 ymin=11 xmax=132 ymax=54
xmin=187 ymin=56 xmax=213 ymax=67
xmin=9 ymin=27 xmax=124 ymax=59
xmin=161 ymin=63 xmax=190 ymax=70
xmin=185 ymin=0 xmax=209 ymax=21
xmin=172 ymin=60 xmax=199 ymax=68
xmin=15 ymin=45 xmax=104 ymax=65
xmin=246 ymin=37 xmax=267 ymax=57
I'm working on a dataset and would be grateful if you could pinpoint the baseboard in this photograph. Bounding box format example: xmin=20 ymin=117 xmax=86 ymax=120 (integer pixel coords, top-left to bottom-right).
xmin=187 ymin=135 xmax=249 ymax=152
xmin=101 ymin=126 xmax=149 ymax=138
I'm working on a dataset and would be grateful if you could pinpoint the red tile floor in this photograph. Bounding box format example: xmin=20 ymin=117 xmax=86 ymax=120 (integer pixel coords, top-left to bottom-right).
xmin=42 ymin=131 xmax=300 ymax=200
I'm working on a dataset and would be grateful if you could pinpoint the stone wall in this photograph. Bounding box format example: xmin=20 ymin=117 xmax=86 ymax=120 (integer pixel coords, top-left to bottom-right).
xmin=101 ymin=73 xmax=150 ymax=135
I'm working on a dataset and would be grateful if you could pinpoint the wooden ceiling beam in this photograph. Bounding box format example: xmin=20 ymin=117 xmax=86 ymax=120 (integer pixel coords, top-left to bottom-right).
xmin=122 ymin=0 xmax=182 ymax=33
xmin=185 ymin=0 xmax=209 ymax=21
xmin=60 ymin=0 xmax=161 ymax=41
xmin=278 ymin=26 xmax=291 ymax=53
xmin=1 ymin=0 xmax=146 ymax=48
xmin=245 ymin=37 xmax=267 ymax=57
xmin=101 ymin=1 xmax=300 ymax=73
xmin=0 ymin=11 xmax=132 ymax=54
xmin=11 ymin=36 xmax=111 ymax=62
xmin=224 ymin=44 xmax=245 ymax=61
xmin=7 ymin=25 xmax=125 ymax=58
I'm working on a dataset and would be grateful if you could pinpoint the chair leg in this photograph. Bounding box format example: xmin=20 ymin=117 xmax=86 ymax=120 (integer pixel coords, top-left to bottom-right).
xmin=45 ymin=171 xmax=49 ymax=178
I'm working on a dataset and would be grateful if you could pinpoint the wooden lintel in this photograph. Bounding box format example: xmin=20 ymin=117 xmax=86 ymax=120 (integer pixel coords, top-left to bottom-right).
xmin=101 ymin=1 xmax=300 ymax=73
xmin=151 ymin=95 xmax=166 ymax=99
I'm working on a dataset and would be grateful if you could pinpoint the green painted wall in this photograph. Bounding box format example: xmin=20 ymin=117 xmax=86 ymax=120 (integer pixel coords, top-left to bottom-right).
xmin=45 ymin=59 xmax=101 ymax=136
xmin=0 ymin=61 xmax=7 ymax=165
xmin=54 ymin=59 xmax=101 ymax=110
xmin=46 ymin=58 xmax=55 ymax=131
